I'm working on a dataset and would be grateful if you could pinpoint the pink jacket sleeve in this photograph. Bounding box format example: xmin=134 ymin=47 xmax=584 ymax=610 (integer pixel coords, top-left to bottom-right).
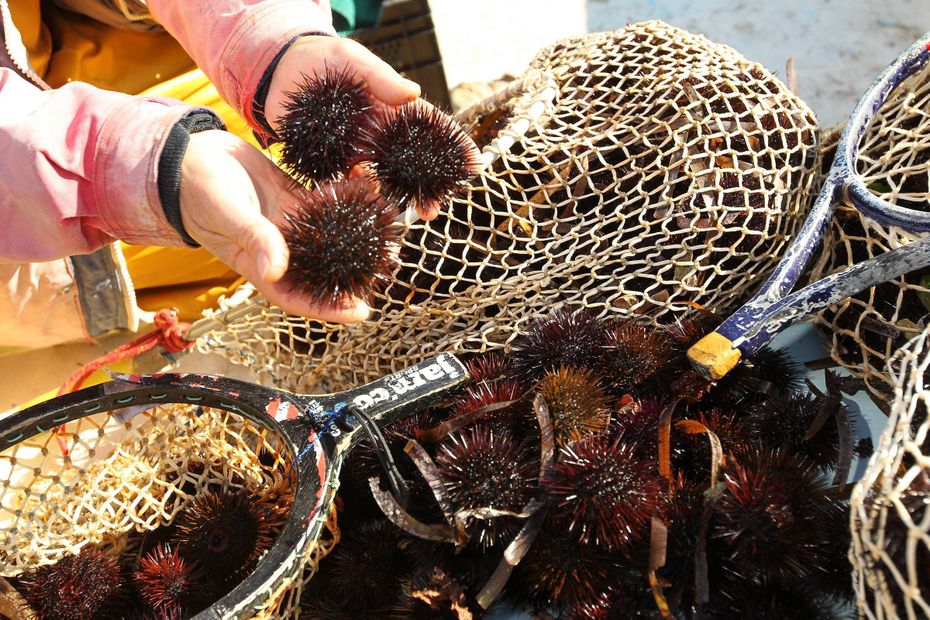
xmin=147 ymin=0 xmax=336 ymax=139
xmin=0 ymin=68 xmax=196 ymax=262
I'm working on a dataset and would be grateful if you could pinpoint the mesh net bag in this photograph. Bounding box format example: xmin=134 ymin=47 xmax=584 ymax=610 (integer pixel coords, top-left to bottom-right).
xmin=809 ymin=61 xmax=930 ymax=402
xmin=851 ymin=324 xmax=930 ymax=619
xmin=199 ymin=20 xmax=821 ymax=394
xmin=0 ymin=404 xmax=339 ymax=618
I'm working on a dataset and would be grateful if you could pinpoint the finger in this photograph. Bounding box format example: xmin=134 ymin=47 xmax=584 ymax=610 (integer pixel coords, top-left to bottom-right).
xmin=228 ymin=140 xmax=298 ymax=225
xmin=416 ymin=199 xmax=442 ymax=221
xmin=236 ymin=214 xmax=290 ymax=283
xmin=335 ymin=39 xmax=420 ymax=105
xmin=259 ymin=280 xmax=372 ymax=323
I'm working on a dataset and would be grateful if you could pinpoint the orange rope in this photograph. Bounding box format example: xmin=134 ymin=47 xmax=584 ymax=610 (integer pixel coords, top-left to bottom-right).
xmin=54 ymin=308 xmax=193 ymax=454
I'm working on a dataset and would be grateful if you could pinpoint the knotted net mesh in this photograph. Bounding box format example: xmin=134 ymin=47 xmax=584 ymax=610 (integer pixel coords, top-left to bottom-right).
xmin=809 ymin=61 xmax=930 ymax=401
xmin=851 ymin=325 xmax=930 ymax=619
xmin=198 ymin=20 xmax=820 ymax=394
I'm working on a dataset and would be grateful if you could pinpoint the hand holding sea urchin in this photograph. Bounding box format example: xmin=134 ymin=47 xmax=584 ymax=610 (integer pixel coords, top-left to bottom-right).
xmin=281 ymin=178 xmax=401 ymax=308
xmin=360 ymin=99 xmax=481 ymax=216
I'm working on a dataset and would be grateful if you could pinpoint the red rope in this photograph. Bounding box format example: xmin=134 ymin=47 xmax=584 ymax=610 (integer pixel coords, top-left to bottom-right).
xmin=54 ymin=308 xmax=193 ymax=454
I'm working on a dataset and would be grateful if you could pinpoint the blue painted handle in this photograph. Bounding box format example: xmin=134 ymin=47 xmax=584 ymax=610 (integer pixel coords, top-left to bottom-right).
xmin=841 ymin=32 xmax=930 ymax=230
xmin=713 ymin=31 xmax=930 ymax=358
xmin=733 ymin=235 xmax=930 ymax=354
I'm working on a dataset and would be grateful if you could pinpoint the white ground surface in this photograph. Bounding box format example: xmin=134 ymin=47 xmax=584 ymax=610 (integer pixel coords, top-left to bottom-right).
xmin=433 ymin=0 xmax=930 ymax=126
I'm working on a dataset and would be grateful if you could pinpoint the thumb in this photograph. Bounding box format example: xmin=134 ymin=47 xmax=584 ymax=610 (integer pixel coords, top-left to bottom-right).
xmin=338 ymin=39 xmax=421 ymax=105
xmin=239 ymin=215 xmax=290 ymax=283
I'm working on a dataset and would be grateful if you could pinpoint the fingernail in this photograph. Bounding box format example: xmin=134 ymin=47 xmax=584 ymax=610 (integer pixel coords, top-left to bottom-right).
xmin=259 ymin=251 xmax=287 ymax=282
xmin=348 ymin=298 xmax=371 ymax=321
xmin=403 ymin=78 xmax=421 ymax=96
xmin=257 ymin=252 xmax=273 ymax=282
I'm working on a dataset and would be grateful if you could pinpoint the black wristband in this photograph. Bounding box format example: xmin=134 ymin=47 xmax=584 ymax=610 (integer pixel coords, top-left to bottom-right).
xmin=157 ymin=109 xmax=225 ymax=247
xmin=251 ymin=31 xmax=333 ymax=145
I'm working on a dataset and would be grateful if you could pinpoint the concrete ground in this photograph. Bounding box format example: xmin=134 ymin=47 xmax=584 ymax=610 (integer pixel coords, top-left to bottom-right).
xmin=433 ymin=0 xmax=929 ymax=125
xmin=1 ymin=0 xmax=928 ymax=410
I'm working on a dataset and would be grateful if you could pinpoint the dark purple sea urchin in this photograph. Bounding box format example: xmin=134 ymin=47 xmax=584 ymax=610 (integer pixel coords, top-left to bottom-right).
xmin=360 ymin=99 xmax=480 ymax=213
xmin=18 ymin=547 xmax=123 ymax=620
xmin=711 ymin=448 xmax=847 ymax=586
xmin=508 ymin=524 xmax=631 ymax=615
xmin=542 ymin=436 xmax=662 ymax=551
xmin=281 ymin=178 xmax=401 ymax=307
xmin=434 ymin=426 xmax=539 ymax=549
xmin=277 ymin=66 xmax=374 ymax=184
xmin=512 ymin=309 xmax=607 ymax=384
xmin=600 ymin=320 xmax=677 ymax=394
xmin=173 ymin=489 xmax=284 ymax=588
xmin=300 ymin=520 xmax=414 ymax=616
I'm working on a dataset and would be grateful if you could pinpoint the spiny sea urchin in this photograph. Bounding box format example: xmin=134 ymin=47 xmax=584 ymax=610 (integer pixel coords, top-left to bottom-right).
xmin=18 ymin=547 xmax=123 ymax=620
xmin=277 ymin=66 xmax=373 ymax=184
xmin=281 ymin=178 xmax=401 ymax=307
xmin=710 ymin=448 xmax=847 ymax=586
xmin=465 ymin=352 xmax=517 ymax=385
xmin=506 ymin=524 xmax=632 ymax=614
xmin=706 ymin=346 xmax=804 ymax=406
xmin=538 ymin=365 xmax=611 ymax=446
xmin=702 ymin=579 xmax=841 ymax=620
xmin=451 ymin=376 xmax=524 ymax=421
xmin=746 ymin=393 xmax=841 ymax=471
xmin=300 ymin=520 xmax=414 ymax=615
xmin=610 ymin=398 xmax=668 ymax=461
xmin=434 ymin=426 xmax=539 ymax=549
xmin=173 ymin=489 xmax=285 ymax=587
xmin=542 ymin=436 xmax=662 ymax=551
xmin=360 ymin=99 xmax=480 ymax=214
xmin=600 ymin=320 xmax=677 ymax=394
xmin=512 ymin=309 xmax=607 ymax=384
xmin=133 ymin=544 xmax=207 ymax=617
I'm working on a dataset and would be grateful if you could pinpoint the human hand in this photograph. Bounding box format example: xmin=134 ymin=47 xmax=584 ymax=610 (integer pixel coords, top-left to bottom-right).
xmin=263 ymin=34 xmax=420 ymax=130
xmin=178 ymin=130 xmax=371 ymax=322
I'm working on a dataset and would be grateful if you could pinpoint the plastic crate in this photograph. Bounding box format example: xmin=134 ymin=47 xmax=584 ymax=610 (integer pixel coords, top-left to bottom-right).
xmin=351 ymin=0 xmax=452 ymax=109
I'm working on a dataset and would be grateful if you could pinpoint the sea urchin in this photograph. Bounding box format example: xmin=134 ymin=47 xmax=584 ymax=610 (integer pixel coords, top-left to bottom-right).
xmin=133 ymin=544 xmax=207 ymax=617
xmin=277 ymin=66 xmax=374 ymax=184
xmin=173 ymin=489 xmax=283 ymax=587
xmin=542 ymin=436 xmax=662 ymax=551
xmin=360 ymin=99 xmax=480 ymax=215
xmin=538 ymin=366 xmax=611 ymax=446
xmin=435 ymin=426 xmax=539 ymax=549
xmin=18 ymin=547 xmax=123 ymax=620
xmin=281 ymin=177 xmax=401 ymax=307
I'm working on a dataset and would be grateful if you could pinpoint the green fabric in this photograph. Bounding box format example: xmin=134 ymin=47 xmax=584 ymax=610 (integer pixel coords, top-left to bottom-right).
xmin=332 ymin=0 xmax=383 ymax=35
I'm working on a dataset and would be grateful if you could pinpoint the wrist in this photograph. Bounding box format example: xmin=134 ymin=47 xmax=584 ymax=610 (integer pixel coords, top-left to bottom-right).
xmin=157 ymin=109 xmax=226 ymax=247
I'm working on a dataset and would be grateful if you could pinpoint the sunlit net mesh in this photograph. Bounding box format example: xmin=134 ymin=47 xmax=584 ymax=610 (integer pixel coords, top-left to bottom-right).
xmin=809 ymin=61 xmax=930 ymax=401
xmin=851 ymin=325 xmax=930 ymax=619
xmin=198 ymin=21 xmax=820 ymax=393
xmin=0 ymin=405 xmax=338 ymax=619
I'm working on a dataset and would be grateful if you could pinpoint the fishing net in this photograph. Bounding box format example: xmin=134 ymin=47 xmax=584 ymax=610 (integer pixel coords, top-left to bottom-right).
xmin=809 ymin=61 xmax=930 ymax=402
xmin=198 ymin=20 xmax=820 ymax=394
xmin=851 ymin=325 xmax=930 ymax=619
xmin=0 ymin=404 xmax=338 ymax=618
